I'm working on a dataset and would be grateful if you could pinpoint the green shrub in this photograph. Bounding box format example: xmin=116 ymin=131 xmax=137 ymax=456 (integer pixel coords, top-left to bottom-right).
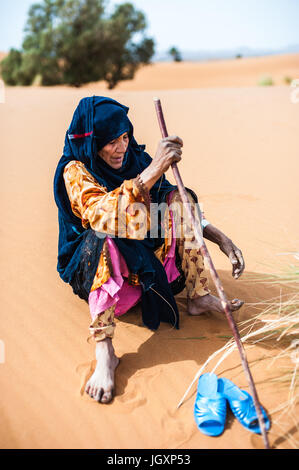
xmin=258 ymin=75 xmax=274 ymax=86
xmin=284 ymin=76 xmax=293 ymax=85
xmin=1 ymin=0 xmax=155 ymax=89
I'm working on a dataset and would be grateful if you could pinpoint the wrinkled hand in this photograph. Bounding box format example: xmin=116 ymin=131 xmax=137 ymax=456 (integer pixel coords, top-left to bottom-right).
xmin=219 ymin=238 xmax=245 ymax=279
xmin=152 ymin=135 xmax=183 ymax=174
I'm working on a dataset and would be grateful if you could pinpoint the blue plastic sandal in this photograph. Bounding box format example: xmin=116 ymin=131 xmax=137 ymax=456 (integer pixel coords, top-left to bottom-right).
xmin=194 ymin=373 xmax=227 ymax=437
xmin=218 ymin=377 xmax=270 ymax=434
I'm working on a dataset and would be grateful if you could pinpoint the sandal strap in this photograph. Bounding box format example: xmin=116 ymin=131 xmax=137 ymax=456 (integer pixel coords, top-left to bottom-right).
xmin=194 ymin=396 xmax=227 ymax=426
xmin=230 ymin=393 xmax=269 ymax=430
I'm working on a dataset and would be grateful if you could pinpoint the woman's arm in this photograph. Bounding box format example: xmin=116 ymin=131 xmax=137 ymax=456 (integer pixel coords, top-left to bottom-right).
xmin=139 ymin=135 xmax=183 ymax=190
xmin=63 ymin=161 xmax=151 ymax=239
xmin=203 ymin=224 xmax=245 ymax=278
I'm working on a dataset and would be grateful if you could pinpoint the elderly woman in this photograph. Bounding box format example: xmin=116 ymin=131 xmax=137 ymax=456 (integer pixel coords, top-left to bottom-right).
xmin=53 ymin=96 xmax=245 ymax=404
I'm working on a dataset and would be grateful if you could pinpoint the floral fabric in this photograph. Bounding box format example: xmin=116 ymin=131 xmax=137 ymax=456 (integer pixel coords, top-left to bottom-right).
xmin=64 ymin=161 xmax=210 ymax=341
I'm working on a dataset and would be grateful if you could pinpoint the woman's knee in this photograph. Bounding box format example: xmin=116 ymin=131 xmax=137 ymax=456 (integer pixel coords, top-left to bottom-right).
xmin=170 ymin=189 xmax=197 ymax=205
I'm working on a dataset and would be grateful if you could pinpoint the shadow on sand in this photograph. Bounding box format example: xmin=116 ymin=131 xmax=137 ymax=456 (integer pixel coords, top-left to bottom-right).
xmin=96 ymin=269 xmax=297 ymax=399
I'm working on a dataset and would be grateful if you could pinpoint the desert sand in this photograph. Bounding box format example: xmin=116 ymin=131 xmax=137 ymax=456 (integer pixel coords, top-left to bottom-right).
xmin=0 ymin=53 xmax=298 ymax=449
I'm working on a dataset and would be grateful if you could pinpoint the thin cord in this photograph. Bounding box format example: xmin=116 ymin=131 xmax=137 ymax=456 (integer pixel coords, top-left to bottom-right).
xmin=157 ymin=175 xmax=163 ymax=193
xmin=149 ymin=286 xmax=178 ymax=329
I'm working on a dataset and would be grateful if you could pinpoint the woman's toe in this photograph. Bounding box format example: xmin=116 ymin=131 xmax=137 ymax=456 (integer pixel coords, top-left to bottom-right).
xmin=231 ymin=299 xmax=244 ymax=310
xmin=101 ymin=389 xmax=113 ymax=404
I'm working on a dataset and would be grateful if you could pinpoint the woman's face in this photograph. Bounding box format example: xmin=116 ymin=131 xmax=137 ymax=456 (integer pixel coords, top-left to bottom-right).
xmin=97 ymin=132 xmax=129 ymax=169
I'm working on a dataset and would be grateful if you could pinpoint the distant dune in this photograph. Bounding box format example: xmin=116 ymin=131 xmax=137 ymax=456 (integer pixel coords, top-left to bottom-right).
xmin=86 ymin=53 xmax=299 ymax=90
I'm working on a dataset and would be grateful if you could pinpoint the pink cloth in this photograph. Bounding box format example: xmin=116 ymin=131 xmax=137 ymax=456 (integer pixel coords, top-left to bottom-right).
xmin=162 ymin=190 xmax=180 ymax=282
xmin=88 ymin=190 xmax=180 ymax=320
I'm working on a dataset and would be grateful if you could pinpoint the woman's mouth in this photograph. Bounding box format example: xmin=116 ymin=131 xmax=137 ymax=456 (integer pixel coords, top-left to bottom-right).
xmin=111 ymin=155 xmax=123 ymax=162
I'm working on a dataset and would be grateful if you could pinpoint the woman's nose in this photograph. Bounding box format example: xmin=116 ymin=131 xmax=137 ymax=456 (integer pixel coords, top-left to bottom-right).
xmin=117 ymin=138 xmax=127 ymax=152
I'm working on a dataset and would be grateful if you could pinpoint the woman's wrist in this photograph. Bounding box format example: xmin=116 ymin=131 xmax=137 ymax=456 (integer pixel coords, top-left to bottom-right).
xmin=203 ymin=224 xmax=228 ymax=246
xmin=139 ymin=163 xmax=163 ymax=191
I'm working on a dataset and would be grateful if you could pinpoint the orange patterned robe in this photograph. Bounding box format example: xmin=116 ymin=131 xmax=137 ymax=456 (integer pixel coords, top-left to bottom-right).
xmin=63 ymin=160 xmax=210 ymax=341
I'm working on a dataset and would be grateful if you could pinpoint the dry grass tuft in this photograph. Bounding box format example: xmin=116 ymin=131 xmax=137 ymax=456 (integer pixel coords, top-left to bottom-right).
xmin=177 ymin=259 xmax=299 ymax=447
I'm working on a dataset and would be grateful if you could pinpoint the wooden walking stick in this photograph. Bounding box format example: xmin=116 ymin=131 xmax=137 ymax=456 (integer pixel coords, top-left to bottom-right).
xmin=153 ymin=97 xmax=270 ymax=449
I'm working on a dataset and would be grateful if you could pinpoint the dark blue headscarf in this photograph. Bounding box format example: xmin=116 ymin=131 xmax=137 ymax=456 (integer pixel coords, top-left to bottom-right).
xmin=53 ymin=95 xmax=183 ymax=330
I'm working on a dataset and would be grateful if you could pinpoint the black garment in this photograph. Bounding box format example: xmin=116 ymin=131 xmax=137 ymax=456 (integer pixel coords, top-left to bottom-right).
xmin=70 ymin=229 xmax=186 ymax=303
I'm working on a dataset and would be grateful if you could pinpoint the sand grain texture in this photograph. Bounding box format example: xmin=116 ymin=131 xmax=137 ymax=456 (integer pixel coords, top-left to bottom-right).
xmin=0 ymin=54 xmax=298 ymax=449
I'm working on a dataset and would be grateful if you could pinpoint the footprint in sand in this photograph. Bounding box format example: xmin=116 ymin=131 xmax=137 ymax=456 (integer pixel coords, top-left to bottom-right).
xmin=117 ymin=388 xmax=148 ymax=410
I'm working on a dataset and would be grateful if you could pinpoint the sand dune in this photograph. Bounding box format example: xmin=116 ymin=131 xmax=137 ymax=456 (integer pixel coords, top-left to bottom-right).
xmin=0 ymin=55 xmax=298 ymax=449
xmin=88 ymin=53 xmax=299 ymax=90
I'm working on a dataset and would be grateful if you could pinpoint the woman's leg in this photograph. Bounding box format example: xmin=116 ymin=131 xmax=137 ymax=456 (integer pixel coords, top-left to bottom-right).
xmin=89 ymin=304 xmax=116 ymax=342
xmin=85 ymin=304 xmax=119 ymax=403
xmin=71 ymin=232 xmax=121 ymax=404
xmin=169 ymin=190 xmax=243 ymax=315
xmin=85 ymin=237 xmax=120 ymax=404
xmin=170 ymin=190 xmax=210 ymax=296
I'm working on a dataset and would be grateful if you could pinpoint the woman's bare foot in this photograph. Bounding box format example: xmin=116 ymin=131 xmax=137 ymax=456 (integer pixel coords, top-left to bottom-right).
xmin=85 ymin=338 xmax=119 ymax=403
xmin=187 ymin=293 xmax=244 ymax=316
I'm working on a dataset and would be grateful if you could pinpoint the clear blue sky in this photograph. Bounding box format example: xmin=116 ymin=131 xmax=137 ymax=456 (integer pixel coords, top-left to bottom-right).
xmin=0 ymin=0 xmax=298 ymax=53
